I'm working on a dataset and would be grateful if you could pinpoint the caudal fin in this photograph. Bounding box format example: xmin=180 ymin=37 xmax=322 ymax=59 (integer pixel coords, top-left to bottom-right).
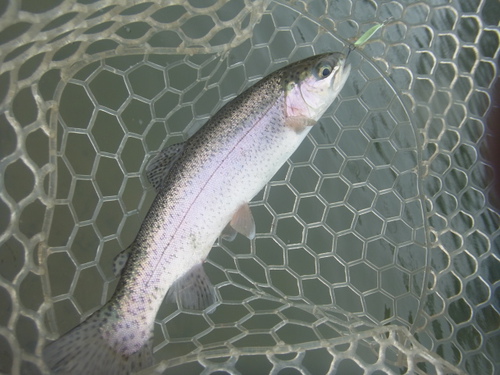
xmin=43 ymin=309 xmax=153 ymax=375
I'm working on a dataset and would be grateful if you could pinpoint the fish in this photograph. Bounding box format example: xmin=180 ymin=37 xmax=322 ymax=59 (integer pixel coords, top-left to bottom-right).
xmin=43 ymin=52 xmax=351 ymax=374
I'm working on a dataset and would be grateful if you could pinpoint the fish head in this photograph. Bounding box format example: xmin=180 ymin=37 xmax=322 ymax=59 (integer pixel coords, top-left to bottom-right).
xmin=283 ymin=52 xmax=351 ymax=122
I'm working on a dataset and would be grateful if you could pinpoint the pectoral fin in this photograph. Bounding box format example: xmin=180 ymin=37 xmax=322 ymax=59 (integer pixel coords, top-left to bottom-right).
xmin=167 ymin=263 xmax=216 ymax=311
xmin=285 ymin=116 xmax=316 ymax=133
xmin=146 ymin=142 xmax=185 ymax=191
xmin=229 ymin=203 xmax=256 ymax=240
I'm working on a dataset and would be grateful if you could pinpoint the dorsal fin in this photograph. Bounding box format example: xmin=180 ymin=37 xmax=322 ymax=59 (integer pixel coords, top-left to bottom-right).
xmin=146 ymin=142 xmax=185 ymax=191
xmin=112 ymin=245 xmax=133 ymax=277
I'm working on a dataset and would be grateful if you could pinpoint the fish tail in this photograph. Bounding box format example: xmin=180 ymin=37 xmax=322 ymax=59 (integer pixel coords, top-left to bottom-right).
xmin=43 ymin=307 xmax=153 ymax=375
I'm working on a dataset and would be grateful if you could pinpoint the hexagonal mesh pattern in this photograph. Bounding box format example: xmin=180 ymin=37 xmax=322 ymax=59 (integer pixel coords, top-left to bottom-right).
xmin=0 ymin=0 xmax=498 ymax=374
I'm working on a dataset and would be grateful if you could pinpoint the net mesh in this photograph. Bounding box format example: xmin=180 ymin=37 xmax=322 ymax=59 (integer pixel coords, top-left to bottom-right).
xmin=0 ymin=0 xmax=498 ymax=374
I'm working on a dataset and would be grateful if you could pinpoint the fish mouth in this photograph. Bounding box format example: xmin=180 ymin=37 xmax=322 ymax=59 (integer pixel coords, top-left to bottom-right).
xmin=333 ymin=56 xmax=351 ymax=92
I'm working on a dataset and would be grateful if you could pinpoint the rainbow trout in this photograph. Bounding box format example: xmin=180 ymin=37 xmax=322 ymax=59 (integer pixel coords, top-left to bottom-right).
xmin=44 ymin=52 xmax=350 ymax=374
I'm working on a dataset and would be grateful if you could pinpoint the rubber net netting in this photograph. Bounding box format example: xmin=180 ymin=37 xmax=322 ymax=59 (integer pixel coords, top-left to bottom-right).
xmin=0 ymin=0 xmax=499 ymax=374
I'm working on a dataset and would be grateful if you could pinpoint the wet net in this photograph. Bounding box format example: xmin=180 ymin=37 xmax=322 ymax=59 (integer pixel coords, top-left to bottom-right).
xmin=0 ymin=0 xmax=499 ymax=374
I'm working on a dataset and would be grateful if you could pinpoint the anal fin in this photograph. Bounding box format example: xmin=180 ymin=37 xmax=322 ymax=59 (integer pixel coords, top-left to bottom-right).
xmin=228 ymin=203 xmax=256 ymax=240
xmin=167 ymin=263 xmax=216 ymax=312
xmin=221 ymin=223 xmax=238 ymax=242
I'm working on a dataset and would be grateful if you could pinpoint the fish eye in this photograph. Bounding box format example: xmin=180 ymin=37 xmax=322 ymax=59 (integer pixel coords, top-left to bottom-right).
xmin=317 ymin=63 xmax=334 ymax=79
